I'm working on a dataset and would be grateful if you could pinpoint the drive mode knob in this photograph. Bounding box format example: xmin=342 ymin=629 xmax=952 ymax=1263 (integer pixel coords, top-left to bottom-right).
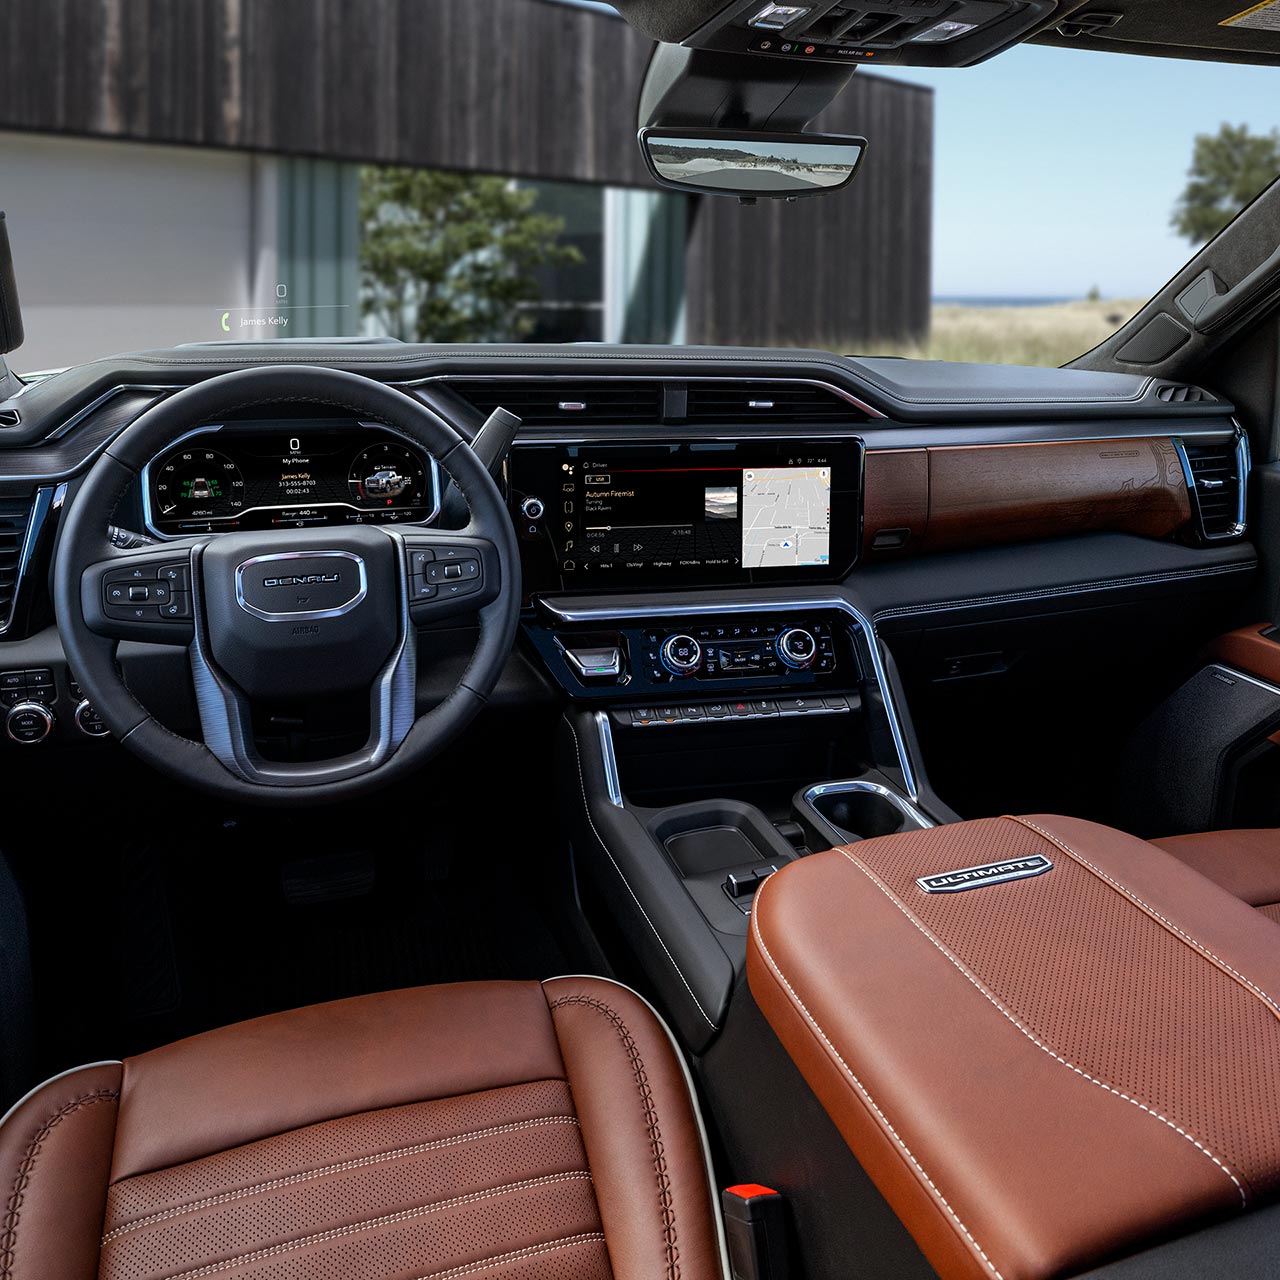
xmin=777 ymin=627 xmax=817 ymax=669
xmin=6 ymin=701 xmax=54 ymax=745
xmin=660 ymin=634 xmax=702 ymax=676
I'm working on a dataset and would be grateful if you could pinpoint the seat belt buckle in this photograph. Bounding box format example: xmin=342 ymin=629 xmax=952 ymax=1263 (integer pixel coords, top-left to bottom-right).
xmin=722 ymin=1184 xmax=791 ymax=1280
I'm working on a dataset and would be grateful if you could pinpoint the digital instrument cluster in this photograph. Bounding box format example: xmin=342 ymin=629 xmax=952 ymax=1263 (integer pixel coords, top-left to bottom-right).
xmin=143 ymin=420 xmax=439 ymax=537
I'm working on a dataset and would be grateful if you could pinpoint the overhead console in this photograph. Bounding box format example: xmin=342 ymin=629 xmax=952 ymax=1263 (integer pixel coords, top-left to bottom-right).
xmin=614 ymin=0 xmax=1059 ymax=66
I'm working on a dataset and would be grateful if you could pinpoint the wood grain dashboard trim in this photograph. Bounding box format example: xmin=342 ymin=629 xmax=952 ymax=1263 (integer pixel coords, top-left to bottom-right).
xmin=862 ymin=437 xmax=1193 ymax=558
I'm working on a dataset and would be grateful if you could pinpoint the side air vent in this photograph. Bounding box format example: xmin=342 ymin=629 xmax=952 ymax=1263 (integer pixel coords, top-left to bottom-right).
xmin=450 ymin=380 xmax=663 ymax=426
xmin=0 ymin=409 xmax=19 ymax=428
xmin=1183 ymin=439 xmax=1245 ymax=539
xmin=684 ymin=382 xmax=868 ymax=424
xmin=1156 ymin=384 xmax=1212 ymax=404
xmin=0 ymin=495 xmax=33 ymax=631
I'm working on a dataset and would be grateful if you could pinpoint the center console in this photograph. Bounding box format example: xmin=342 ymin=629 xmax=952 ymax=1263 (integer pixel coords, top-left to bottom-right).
xmin=504 ymin=422 xmax=948 ymax=1053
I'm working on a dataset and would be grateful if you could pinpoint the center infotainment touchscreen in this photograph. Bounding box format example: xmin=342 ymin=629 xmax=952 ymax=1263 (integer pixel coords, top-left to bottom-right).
xmin=508 ymin=439 xmax=860 ymax=590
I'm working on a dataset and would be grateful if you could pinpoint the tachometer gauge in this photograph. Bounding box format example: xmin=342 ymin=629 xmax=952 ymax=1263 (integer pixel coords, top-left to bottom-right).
xmin=152 ymin=448 xmax=245 ymax=522
xmin=348 ymin=442 xmax=429 ymax=510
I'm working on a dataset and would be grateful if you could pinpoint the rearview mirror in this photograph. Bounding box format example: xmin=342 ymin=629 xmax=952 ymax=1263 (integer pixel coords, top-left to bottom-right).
xmin=639 ymin=127 xmax=867 ymax=200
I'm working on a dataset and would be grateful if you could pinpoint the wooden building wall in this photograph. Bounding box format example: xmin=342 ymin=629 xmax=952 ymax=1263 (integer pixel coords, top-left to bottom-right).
xmin=0 ymin=0 xmax=933 ymax=345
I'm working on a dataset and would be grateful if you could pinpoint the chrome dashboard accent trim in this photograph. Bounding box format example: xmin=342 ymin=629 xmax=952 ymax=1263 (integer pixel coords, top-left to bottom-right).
xmin=541 ymin=594 xmax=920 ymax=801
xmin=872 ymin=561 xmax=1255 ymax=623
xmin=803 ymin=778 xmax=934 ymax=833
xmin=595 ymin=710 xmax=625 ymax=807
xmin=140 ymin=420 xmax=442 ymax=541
xmin=0 ymin=485 xmax=54 ymax=636
xmin=45 ymin=384 xmax=173 ymax=442
xmin=409 ymin=373 xmax=887 ymax=421
xmin=234 ymin=550 xmax=368 ymax=622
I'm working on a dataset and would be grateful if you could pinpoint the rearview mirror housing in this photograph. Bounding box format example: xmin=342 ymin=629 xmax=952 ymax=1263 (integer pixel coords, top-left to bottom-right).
xmin=639 ymin=126 xmax=867 ymax=200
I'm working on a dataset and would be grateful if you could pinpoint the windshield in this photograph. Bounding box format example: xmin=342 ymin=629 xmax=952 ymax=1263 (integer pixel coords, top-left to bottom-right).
xmin=2 ymin=20 xmax=1278 ymax=374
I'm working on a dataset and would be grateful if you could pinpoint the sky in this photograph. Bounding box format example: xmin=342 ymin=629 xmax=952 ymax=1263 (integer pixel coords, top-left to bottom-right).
xmin=869 ymin=45 xmax=1280 ymax=300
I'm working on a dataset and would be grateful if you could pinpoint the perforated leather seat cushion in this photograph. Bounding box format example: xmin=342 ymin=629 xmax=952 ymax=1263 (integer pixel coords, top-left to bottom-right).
xmin=0 ymin=978 xmax=725 ymax=1280
xmin=1151 ymin=827 xmax=1280 ymax=924
xmin=749 ymin=815 xmax=1280 ymax=1280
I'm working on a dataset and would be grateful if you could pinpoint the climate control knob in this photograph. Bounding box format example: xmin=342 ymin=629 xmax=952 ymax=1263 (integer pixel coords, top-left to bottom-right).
xmin=777 ymin=627 xmax=818 ymax=669
xmin=660 ymin=634 xmax=702 ymax=676
xmin=6 ymin=701 xmax=54 ymax=745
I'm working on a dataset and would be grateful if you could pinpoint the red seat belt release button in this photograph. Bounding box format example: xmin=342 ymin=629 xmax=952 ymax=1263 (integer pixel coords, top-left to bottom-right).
xmin=722 ymin=1184 xmax=791 ymax=1280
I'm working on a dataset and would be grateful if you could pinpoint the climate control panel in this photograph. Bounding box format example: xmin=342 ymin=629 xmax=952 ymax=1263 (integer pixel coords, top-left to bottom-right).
xmin=643 ymin=619 xmax=834 ymax=684
xmin=530 ymin=610 xmax=848 ymax=701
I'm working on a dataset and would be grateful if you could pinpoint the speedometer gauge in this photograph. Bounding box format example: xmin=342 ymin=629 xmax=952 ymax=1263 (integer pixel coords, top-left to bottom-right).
xmin=152 ymin=448 xmax=245 ymax=522
xmin=348 ymin=442 xmax=429 ymax=510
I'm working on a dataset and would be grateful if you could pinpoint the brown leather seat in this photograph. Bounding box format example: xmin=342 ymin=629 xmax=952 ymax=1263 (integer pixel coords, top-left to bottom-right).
xmin=1150 ymin=828 xmax=1280 ymax=924
xmin=0 ymin=977 xmax=727 ymax=1280
xmin=749 ymin=814 xmax=1280 ymax=1280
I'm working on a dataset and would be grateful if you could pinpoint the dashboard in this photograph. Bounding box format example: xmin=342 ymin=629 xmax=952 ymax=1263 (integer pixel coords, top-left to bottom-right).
xmin=141 ymin=419 xmax=440 ymax=538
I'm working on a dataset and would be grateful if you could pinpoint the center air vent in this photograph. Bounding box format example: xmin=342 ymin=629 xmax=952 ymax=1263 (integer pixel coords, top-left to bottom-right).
xmin=684 ymin=382 xmax=868 ymax=424
xmin=1182 ymin=438 xmax=1245 ymax=540
xmin=0 ymin=495 xmax=33 ymax=632
xmin=450 ymin=380 xmax=663 ymax=427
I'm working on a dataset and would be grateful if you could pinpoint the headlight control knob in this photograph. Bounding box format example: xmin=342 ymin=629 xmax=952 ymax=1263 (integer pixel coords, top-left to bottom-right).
xmin=6 ymin=701 xmax=54 ymax=745
xmin=660 ymin=633 xmax=702 ymax=676
xmin=74 ymin=699 xmax=111 ymax=738
xmin=777 ymin=627 xmax=817 ymax=669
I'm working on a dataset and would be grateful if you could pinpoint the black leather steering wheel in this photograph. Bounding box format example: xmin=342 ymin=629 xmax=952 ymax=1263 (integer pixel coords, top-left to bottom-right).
xmin=54 ymin=366 xmax=520 ymax=805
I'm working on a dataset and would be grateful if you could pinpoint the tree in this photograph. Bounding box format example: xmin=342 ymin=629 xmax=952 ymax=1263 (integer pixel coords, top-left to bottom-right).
xmin=1171 ymin=123 xmax=1280 ymax=245
xmin=359 ymin=168 xmax=582 ymax=343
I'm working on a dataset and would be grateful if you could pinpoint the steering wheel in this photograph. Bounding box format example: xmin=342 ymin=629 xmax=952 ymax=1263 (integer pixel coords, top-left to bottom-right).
xmin=54 ymin=366 xmax=520 ymax=805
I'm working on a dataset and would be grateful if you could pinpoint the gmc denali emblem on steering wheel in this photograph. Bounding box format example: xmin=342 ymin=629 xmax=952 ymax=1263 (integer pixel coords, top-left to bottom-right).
xmin=235 ymin=550 xmax=368 ymax=622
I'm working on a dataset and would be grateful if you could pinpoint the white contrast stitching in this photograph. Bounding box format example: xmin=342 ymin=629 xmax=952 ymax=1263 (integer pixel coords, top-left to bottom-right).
xmin=116 ymin=1172 xmax=594 ymax=1280
xmin=567 ymin=720 xmax=717 ymax=1028
xmin=101 ymin=1115 xmax=581 ymax=1243
xmin=749 ymin=884 xmax=1006 ymax=1280
xmin=1016 ymin=817 xmax=1280 ymax=1023
xmin=407 ymin=1232 xmax=608 ymax=1280
xmin=834 ymin=840 xmax=1250 ymax=1209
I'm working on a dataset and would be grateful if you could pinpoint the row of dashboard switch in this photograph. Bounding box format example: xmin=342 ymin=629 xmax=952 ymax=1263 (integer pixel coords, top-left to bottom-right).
xmin=2 ymin=671 xmax=109 ymax=743
xmin=0 ymin=668 xmax=54 ymax=707
xmin=627 ymin=694 xmax=850 ymax=726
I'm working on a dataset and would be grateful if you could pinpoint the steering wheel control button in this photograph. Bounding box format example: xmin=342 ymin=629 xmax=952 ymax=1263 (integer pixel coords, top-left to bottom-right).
xmin=105 ymin=603 xmax=161 ymax=622
xmin=660 ymin=634 xmax=702 ymax=676
xmin=411 ymin=579 xmax=438 ymax=600
xmin=409 ymin=549 xmax=435 ymax=573
xmin=156 ymin=562 xmax=191 ymax=588
xmin=235 ymin=550 xmax=368 ymax=622
xmin=160 ymin=595 xmax=192 ymax=619
xmin=6 ymin=701 xmax=54 ymax=745
xmin=74 ymin=699 xmax=110 ymax=738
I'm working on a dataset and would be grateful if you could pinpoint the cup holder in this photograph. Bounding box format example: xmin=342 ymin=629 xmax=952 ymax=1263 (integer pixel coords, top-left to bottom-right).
xmin=798 ymin=780 xmax=932 ymax=848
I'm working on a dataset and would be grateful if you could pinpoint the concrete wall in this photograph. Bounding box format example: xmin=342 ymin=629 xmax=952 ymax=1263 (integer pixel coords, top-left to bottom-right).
xmin=0 ymin=131 xmax=266 ymax=370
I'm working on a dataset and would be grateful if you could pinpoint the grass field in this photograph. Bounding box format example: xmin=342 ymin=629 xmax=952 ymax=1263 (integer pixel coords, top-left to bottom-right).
xmin=856 ymin=297 xmax=1145 ymax=368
